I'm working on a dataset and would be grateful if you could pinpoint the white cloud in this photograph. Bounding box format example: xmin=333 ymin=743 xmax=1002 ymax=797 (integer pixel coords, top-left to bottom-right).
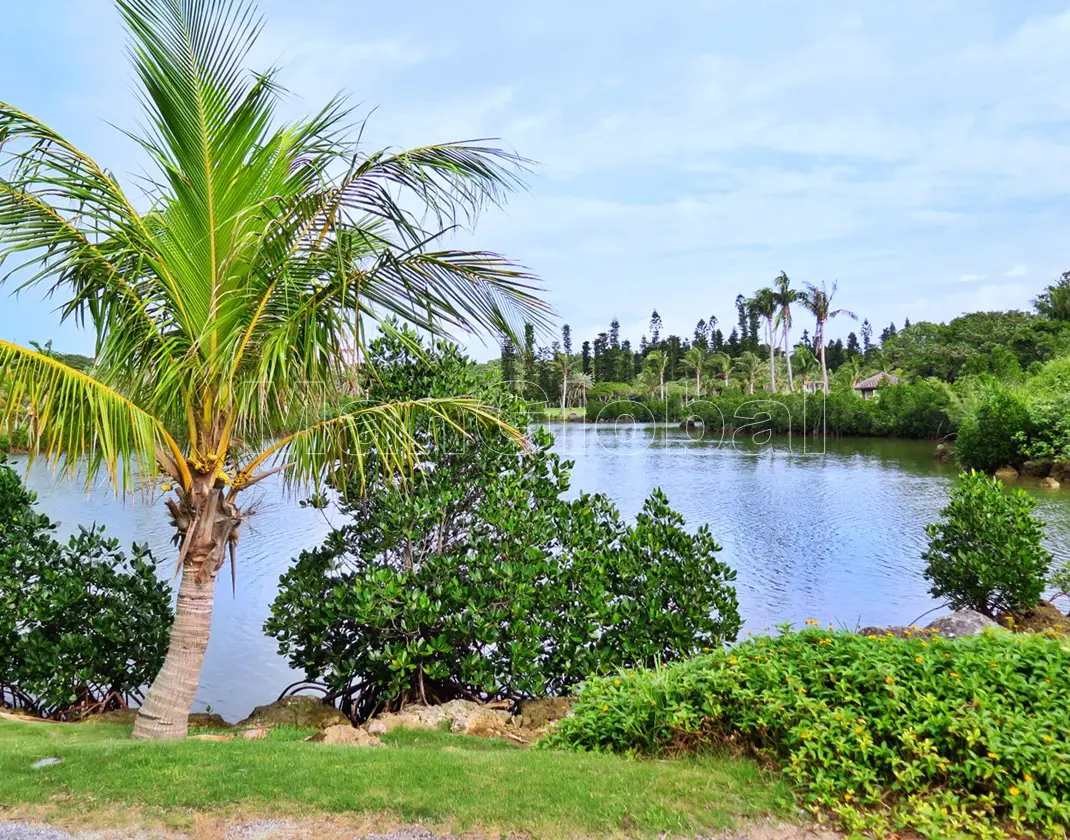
xmin=1004 ymin=265 xmax=1028 ymax=277
xmin=958 ymin=274 xmax=987 ymax=283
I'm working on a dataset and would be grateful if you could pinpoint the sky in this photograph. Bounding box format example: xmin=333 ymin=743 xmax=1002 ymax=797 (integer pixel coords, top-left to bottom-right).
xmin=2 ymin=0 xmax=1069 ymax=358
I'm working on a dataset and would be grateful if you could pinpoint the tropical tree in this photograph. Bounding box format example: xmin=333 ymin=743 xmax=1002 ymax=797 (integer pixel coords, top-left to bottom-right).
xmin=551 ymin=352 xmax=574 ymax=413
xmin=708 ymin=351 xmax=732 ymax=391
xmin=750 ymin=288 xmax=777 ymax=391
xmin=644 ymin=349 xmax=669 ymax=400
xmin=792 ymin=347 xmax=819 ymax=391
xmin=799 ymin=281 xmax=856 ymax=393
xmin=772 ymin=272 xmax=798 ymax=391
xmin=1034 ymin=272 xmax=1070 ymax=321
xmin=567 ymin=372 xmax=593 ymax=408
xmin=682 ymin=346 xmax=706 ymax=397
xmin=733 ymin=352 xmax=763 ymax=395
xmin=0 ymin=0 xmax=547 ymax=739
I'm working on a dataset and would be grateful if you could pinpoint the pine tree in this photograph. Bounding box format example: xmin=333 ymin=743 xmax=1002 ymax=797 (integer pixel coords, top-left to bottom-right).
xmin=581 ymin=340 xmax=592 ymax=375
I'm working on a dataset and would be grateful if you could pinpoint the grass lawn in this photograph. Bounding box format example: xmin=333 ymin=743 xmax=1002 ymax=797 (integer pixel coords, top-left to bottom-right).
xmin=539 ymin=407 xmax=587 ymax=420
xmin=0 ymin=720 xmax=791 ymax=837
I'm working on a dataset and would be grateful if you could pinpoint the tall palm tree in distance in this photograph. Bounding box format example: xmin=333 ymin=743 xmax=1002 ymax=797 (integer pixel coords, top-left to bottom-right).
xmin=0 ymin=0 xmax=547 ymax=739
xmin=682 ymin=346 xmax=706 ymax=397
xmin=750 ymin=288 xmax=777 ymax=391
xmin=644 ymin=349 xmax=669 ymax=400
xmin=799 ymin=281 xmax=856 ymax=393
xmin=733 ymin=352 xmax=763 ymax=395
xmin=772 ymin=272 xmax=798 ymax=392
xmin=708 ymin=351 xmax=732 ymax=391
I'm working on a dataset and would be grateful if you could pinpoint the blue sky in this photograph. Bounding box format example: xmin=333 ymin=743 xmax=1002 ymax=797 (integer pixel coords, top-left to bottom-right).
xmin=2 ymin=0 xmax=1069 ymax=358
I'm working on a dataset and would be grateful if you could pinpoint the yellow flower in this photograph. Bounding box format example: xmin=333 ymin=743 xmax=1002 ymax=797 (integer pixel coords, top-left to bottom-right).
xmin=843 ymin=791 xmax=854 ymax=801
xmin=614 ymin=679 xmax=622 ymax=686
xmin=1043 ymin=735 xmax=1054 ymax=743
xmin=1009 ymin=786 xmax=1020 ymax=796
xmin=602 ymin=705 xmax=609 ymax=712
xmin=915 ymin=656 xmax=925 ymax=663
xmin=988 ymin=752 xmax=998 ymax=759
xmin=865 ymin=634 xmax=877 ymax=639
xmin=800 ymin=730 xmax=812 ymax=739
xmin=161 ymin=483 xmax=173 ymax=492
xmin=950 ymin=672 xmax=960 ymax=679
xmin=854 ymin=726 xmax=864 ymax=734
xmin=805 ymin=618 xmax=820 ymax=626
xmin=884 ymin=676 xmax=895 ymax=685
xmin=702 ymin=646 xmax=711 ymax=652
xmin=728 ymin=655 xmax=739 ymax=665
xmin=1024 ymin=774 xmax=1033 ymax=783
xmin=818 ymin=638 xmax=832 ymax=645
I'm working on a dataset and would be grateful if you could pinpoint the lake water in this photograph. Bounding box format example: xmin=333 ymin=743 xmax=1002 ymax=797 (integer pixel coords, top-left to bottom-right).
xmin=13 ymin=425 xmax=1070 ymax=722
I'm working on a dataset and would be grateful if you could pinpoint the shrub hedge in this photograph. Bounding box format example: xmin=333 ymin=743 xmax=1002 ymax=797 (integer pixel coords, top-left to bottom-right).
xmin=542 ymin=628 xmax=1070 ymax=838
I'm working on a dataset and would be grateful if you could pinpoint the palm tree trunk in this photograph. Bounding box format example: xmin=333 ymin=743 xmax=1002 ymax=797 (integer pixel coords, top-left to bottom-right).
xmin=767 ymin=319 xmax=776 ymax=391
xmin=695 ymin=370 xmax=701 ymax=395
xmin=561 ymin=369 xmax=567 ymax=414
xmin=133 ymin=485 xmax=236 ymax=740
xmin=819 ymin=330 xmax=829 ymax=394
xmin=784 ymin=326 xmax=794 ymax=392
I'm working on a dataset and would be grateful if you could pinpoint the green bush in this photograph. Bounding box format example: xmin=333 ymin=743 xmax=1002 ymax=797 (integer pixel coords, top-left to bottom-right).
xmin=542 ymin=629 xmax=1070 ymax=838
xmin=923 ymin=471 xmax=1052 ymax=618
xmin=954 ymin=388 xmax=1031 ymax=471
xmin=0 ymin=458 xmax=172 ymax=718
xmin=266 ymin=329 xmax=740 ymax=719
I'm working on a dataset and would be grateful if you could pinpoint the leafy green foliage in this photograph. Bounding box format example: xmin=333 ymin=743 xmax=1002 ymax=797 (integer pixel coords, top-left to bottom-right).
xmin=542 ymin=629 xmax=1070 ymax=838
xmin=923 ymin=472 xmax=1052 ymax=618
xmin=0 ymin=458 xmax=172 ymax=718
xmin=954 ymin=388 xmax=1032 ymax=471
xmin=266 ymin=330 xmax=740 ymax=719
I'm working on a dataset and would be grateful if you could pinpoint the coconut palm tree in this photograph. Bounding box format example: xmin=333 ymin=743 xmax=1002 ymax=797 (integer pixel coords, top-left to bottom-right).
xmin=772 ymin=272 xmax=798 ymax=392
xmin=0 ymin=0 xmax=548 ymax=740
xmin=793 ymin=347 xmax=819 ymax=392
xmin=682 ymin=346 xmax=706 ymax=398
xmin=733 ymin=352 xmax=763 ymax=395
xmin=644 ymin=349 xmax=669 ymax=400
xmin=798 ymin=281 xmax=856 ymax=393
xmin=708 ymin=351 xmax=732 ymax=391
xmin=749 ymin=288 xmax=777 ymax=391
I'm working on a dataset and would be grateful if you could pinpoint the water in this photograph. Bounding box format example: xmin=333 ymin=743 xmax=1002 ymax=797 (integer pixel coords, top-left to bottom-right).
xmin=12 ymin=426 xmax=1070 ymax=721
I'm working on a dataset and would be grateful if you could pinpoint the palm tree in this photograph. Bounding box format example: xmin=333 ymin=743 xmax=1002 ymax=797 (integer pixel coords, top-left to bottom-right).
xmin=772 ymin=272 xmax=798 ymax=392
xmin=793 ymin=347 xmax=819 ymax=392
xmin=708 ymin=351 xmax=732 ymax=391
xmin=567 ymin=372 xmax=593 ymax=408
xmin=749 ymin=288 xmax=777 ymax=391
xmin=644 ymin=350 xmax=669 ymax=400
xmin=551 ymin=352 xmax=574 ymax=413
xmin=682 ymin=346 xmax=706 ymax=397
xmin=798 ymin=281 xmax=856 ymax=393
xmin=0 ymin=0 xmax=547 ymax=740
xmin=733 ymin=352 xmax=763 ymax=395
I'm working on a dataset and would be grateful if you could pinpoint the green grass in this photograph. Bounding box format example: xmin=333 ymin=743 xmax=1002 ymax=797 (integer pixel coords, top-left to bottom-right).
xmin=0 ymin=720 xmax=790 ymax=837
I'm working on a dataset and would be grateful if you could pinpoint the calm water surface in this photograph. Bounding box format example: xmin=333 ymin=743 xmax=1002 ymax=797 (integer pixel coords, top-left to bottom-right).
xmin=14 ymin=425 xmax=1070 ymax=721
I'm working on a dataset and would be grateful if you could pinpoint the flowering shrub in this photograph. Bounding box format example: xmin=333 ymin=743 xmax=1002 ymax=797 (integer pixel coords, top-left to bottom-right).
xmin=541 ymin=628 xmax=1070 ymax=838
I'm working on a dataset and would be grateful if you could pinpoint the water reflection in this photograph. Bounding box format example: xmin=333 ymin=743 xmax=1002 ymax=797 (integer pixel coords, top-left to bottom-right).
xmin=12 ymin=427 xmax=1070 ymax=721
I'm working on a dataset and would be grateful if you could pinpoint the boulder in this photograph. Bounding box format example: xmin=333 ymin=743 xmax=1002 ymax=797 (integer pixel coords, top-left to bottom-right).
xmin=1041 ymin=477 xmax=1061 ymax=489
xmin=239 ymin=728 xmax=267 ymax=740
xmin=1051 ymin=460 xmax=1070 ymax=483
xmin=307 ymin=724 xmax=383 ymax=747
xmin=236 ymin=696 xmax=349 ymax=730
xmin=85 ymin=709 xmax=232 ymax=729
xmin=925 ymin=609 xmax=998 ymax=639
xmin=1021 ymin=458 xmax=1054 ymax=478
xmin=934 ymin=442 xmax=952 ymax=463
xmin=1006 ymin=601 xmax=1070 ymax=636
xmin=370 ymin=699 xmax=512 ymax=735
xmin=994 ymin=465 xmax=1019 ymax=480
xmin=515 ymin=697 xmax=572 ymax=730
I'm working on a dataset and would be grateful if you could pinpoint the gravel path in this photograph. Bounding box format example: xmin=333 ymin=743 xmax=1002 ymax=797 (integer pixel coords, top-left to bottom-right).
xmin=1 ymin=820 xmax=842 ymax=839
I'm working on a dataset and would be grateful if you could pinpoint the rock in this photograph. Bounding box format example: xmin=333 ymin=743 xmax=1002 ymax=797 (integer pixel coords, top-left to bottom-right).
xmin=30 ymin=758 xmax=62 ymax=769
xmin=1041 ymin=477 xmax=1061 ymax=489
xmin=236 ymin=696 xmax=349 ymax=731
xmin=366 ymin=720 xmax=387 ymax=736
xmin=84 ymin=709 xmax=232 ymax=729
xmin=934 ymin=442 xmax=952 ymax=463
xmin=1005 ymin=601 xmax=1070 ymax=636
xmin=371 ymin=699 xmax=512 ymax=735
xmin=1021 ymin=458 xmax=1054 ymax=478
xmin=994 ymin=465 xmax=1019 ymax=480
xmin=1051 ymin=460 xmax=1070 ymax=483
xmin=857 ymin=625 xmax=910 ymax=638
xmin=307 ymin=724 xmax=383 ymax=747
xmin=515 ymin=697 xmax=572 ymax=730
xmin=925 ymin=609 xmax=999 ymax=639
xmin=239 ymin=728 xmax=267 ymax=740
